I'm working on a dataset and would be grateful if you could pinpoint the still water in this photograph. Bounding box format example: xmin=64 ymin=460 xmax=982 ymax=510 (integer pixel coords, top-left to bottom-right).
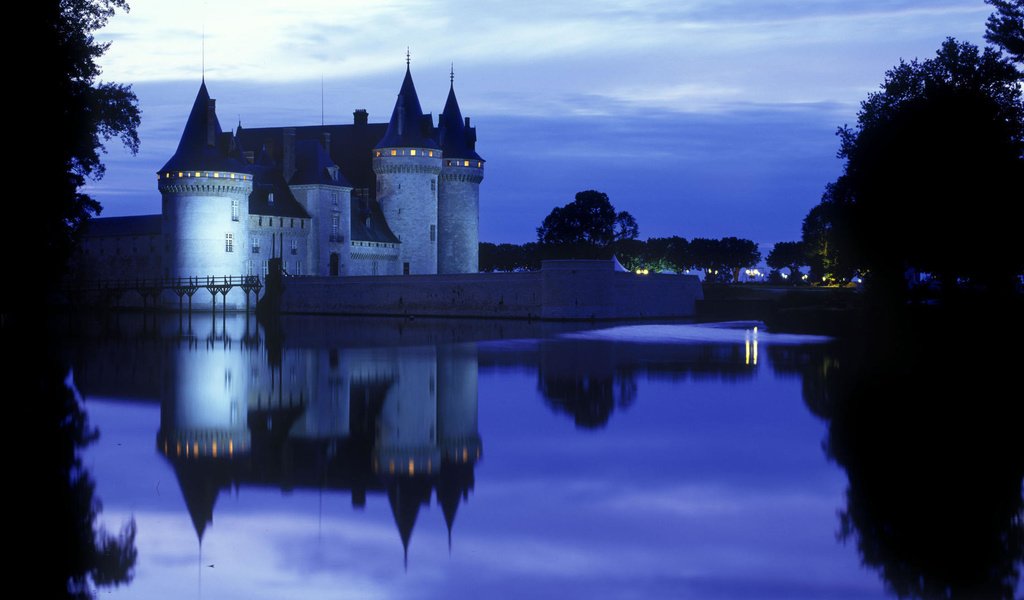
xmin=66 ymin=313 xmax=1022 ymax=599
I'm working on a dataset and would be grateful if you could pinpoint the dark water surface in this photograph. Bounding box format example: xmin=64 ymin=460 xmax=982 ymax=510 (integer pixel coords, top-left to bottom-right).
xmin=64 ymin=313 xmax=1022 ymax=599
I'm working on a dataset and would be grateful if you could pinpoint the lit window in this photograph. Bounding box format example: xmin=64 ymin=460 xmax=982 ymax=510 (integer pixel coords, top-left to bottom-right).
xmin=178 ymin=172 xmax=183 ymax=177
xmin=463 ymin=160 xmax=469 ymax=167
xmin=410 ymin=149 xmax=417 ymax=156
xmin=196 ymin=172 xmax=202 ymax=177
xmin=164 ymin=173 xmax=169 ymax=178
xmin=375 ymin=151 xmax=381 ymax=157
xmin=213 ymin=172 xmax=219 ymax=178
xmin=477 ymin=161 xmax=482 ymax=167
xmin=230 ymin=173 xmax=236 ymax=179
xmin=428 ymin=151 xmax=433 ymax=157
xmin=390 ymin=149 xmax=397 ymax=156
xmin=231 ymin=199 xmax=240 ymax=221
xmin=225 ymin=233 xmax=234 ymax=252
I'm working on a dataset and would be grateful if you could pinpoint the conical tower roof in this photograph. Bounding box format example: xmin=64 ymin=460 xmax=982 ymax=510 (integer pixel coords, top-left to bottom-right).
xmin=375 ymin=64 xmax=438 ymax=150
xmin=438 ymin=74 xmax=483 ymax=162
xmin=159 ymin=81 xmax=250 ymax=174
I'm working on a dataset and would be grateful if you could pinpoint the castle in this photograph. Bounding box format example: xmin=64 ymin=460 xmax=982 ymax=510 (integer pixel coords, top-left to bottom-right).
xmin=79 ymin=60 xmax=484 ymax=308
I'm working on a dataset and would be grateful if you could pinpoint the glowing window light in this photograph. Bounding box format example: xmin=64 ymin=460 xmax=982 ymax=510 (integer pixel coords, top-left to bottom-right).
xmin=462 ymin=447 xmax=468 ymax=462
xmin=745 ymin=338 xmax=750 ymax=365
xmin=229 ymin=439 xmax=234 ymax=457
xmin=410 ymin=149 xmax=417 ymax=156
xmin=463 ymin=160 xmax=469 ymax=167
xmin=390 ymin=149 xmax=397 ymax=156
xmin=193 ymin=442 xmax=199 ymax=456
xmin=212 ymin=441 xmax=217 ymax=457
xmin=389 ymin=460 xmax=395 ymax=474
xmin=408 ymin=459 xmax=415 ymax=475
xmin=375 ymin=151 xmax=381 ymax=157
xmin=213 ymin=172 xmax=219 ymax=178
xmin=178 ymin=172 xmax=183 ymax=177
xmin=428 ymin=151 xmax=433 ymax=157
xmin=477 ymin=161 xmax=482 ymax=167
xmin=230 ymin=173 xmax=235 ymax=179
xmin=176 ymin=441 xmax=181 ymax=456
xmin=753 ymin=338 xmax=758 ymax=365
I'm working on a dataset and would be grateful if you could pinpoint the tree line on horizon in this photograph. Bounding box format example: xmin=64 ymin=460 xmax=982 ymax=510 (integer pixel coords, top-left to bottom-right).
xmin=479 ymin=190 xmax=762 ymax=282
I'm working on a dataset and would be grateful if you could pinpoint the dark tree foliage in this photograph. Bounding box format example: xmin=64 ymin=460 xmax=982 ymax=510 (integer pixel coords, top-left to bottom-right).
xmin=643 ymin=236 xmax=691 ymax=273
xmin=537 ymin=190 xmax=639 ymax=249
xmin=986 ymin=0 xmax=1024 ymax=64
xmin=806 ymin=38 xmax=1023 ymax=295
xmin=14 ymin=0 xmax=140 ymax=315
xmin=689 ymin=237 xmax=761 ymax=282
xmin=479 ymin=242 xmax=541 ymax=272
xmin=766 ymin=241 xmax=806 ymax=281
xmin=801 ymin=179 xmax=859 ymax=284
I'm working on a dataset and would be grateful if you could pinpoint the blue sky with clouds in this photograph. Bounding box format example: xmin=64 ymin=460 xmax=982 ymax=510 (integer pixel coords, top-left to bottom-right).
xmin=88 ymin=0 xmax=991 ymax=245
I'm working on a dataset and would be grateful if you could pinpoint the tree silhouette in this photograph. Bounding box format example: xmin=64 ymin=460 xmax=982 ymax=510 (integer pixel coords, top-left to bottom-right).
xmin=766 ymin=241 xmax=806 ymax=282
xmin=536 ymin=190 xmax=639 ymax=259
xmin=986 ymin=0 xmax=1024 ymax=64
xmin=11 ymin=0 xmax=140 ymax=317
xmin=806 ymin=38 xmax=1023 ymax=297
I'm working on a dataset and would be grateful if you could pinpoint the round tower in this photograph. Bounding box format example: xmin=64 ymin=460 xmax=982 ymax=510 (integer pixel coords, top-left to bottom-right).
xmin=437 ymin=69 xmax=485 ymax=274
xmin=158 ymin=81 xmax=253 ymax=308
xmin=373 ymin=60 xmax=442 ymax=275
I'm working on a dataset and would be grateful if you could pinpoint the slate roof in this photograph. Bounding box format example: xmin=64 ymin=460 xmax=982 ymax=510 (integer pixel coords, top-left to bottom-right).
xmin=82 ymin=215 xmax=162 ymax=238
xmin=248 ymin=149 xmax=311 ymax=219
xmin=351 ymin=197 xmax=401 ymax=244
xmin=160 ymin=81 xmax=251 ymax=174
xmin=375 ymin=66 xmax=439 ymax=150
xmin=438 ymin=82 xmax=483 ymax=162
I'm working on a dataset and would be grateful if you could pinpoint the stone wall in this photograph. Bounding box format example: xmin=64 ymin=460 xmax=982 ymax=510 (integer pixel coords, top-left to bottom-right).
xmin=276 ymin=260 xmax=702 ymax=320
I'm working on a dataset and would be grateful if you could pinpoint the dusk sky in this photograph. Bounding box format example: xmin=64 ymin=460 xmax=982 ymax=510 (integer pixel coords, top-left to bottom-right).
xmin=89 ymin=0 xmax=991 ymax=246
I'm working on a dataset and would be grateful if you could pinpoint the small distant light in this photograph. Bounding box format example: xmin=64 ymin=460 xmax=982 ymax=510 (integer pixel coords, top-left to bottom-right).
xmin=213 ymin=172 xmax=219 ymax=178
xmin=463 ymin=160 xmax=470 ymax=167
xmin=428 ymin=151 xmax=434 ymax=157
xmin=477 ymin=161 xmax=482 ymax=167
xmin=410 ymin=149 xmax=417 ymax=156
xmin=178 ymin=172 xmax=183 ymax=177
xmin=390 ymin=149 xmax=397 ymax=156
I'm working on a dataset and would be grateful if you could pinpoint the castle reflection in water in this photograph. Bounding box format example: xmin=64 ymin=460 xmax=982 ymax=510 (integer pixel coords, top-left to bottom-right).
xmin=70 ymin=313 xmax=762 ymax=563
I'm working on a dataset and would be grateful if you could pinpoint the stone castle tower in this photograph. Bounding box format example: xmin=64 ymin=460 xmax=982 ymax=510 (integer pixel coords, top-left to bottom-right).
xmin=373 ymin=62 xmax=444 ymax=275
xmin=437 ymin=71 xmax=485 ymax=274
xmin=158 ymin=80 xmax=253 ymax=308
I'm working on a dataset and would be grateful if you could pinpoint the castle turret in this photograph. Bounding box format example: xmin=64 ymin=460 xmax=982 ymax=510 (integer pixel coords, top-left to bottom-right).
xmin=373 ymin=60 xmax=442 ymax=275
xmin=158 ymin=81 xmax=253 ymax=308
xmin=437 ymin=70 xmax=485 ymax=274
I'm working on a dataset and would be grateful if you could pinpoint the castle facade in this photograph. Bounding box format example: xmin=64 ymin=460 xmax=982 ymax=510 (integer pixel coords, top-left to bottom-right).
xmin=79 ymin=62 xmax=484 ymax=308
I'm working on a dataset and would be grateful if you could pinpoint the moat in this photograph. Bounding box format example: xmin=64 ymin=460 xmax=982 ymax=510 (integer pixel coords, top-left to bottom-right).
xmin=62 ymin=312 xmax=1022 ymax=599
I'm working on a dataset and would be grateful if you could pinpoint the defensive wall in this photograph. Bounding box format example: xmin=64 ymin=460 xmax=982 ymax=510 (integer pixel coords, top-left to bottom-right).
xmin=273 ymin=260 xmax=702 ymax=320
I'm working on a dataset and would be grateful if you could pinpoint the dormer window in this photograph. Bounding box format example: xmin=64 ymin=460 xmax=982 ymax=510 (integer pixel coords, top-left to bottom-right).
xmin=328 ymin=166 xmax=339 ymax=181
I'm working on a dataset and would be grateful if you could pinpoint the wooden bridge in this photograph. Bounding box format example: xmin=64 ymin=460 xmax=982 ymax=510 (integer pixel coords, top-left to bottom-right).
xmin=66 ymin=275 xmax=264 ymax=313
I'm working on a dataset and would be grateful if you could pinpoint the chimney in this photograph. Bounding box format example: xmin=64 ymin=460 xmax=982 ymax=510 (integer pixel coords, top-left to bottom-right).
xmin=321 ymin=131 xmax=331 ymax=151
xmin=282 ymin=128 xmax=296 ymax=182
xmin=353 ymin=109 xmax=368 ymax=126
xmin=206 ymin=99 xmax=217 ymax=146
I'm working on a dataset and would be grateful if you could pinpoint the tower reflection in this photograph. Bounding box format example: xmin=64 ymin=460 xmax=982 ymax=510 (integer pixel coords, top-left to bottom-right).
xmin=155 ymin=315 xmax=482 ymax=561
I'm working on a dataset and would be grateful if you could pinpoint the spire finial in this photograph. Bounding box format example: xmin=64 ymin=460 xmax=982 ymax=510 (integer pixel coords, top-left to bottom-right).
xmin=406 ymin=47 xmax=411 ymax=68
xmin=450 ymin=62 xmax=454 ymax=85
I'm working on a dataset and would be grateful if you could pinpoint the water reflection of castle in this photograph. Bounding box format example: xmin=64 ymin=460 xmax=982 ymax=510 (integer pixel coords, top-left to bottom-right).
xmin=153 ymin=316 xmax=481 ymax=562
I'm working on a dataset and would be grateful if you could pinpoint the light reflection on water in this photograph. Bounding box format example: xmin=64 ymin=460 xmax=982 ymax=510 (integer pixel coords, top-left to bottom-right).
xmin=67 ymin=313 xmax=1020 ymax=599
